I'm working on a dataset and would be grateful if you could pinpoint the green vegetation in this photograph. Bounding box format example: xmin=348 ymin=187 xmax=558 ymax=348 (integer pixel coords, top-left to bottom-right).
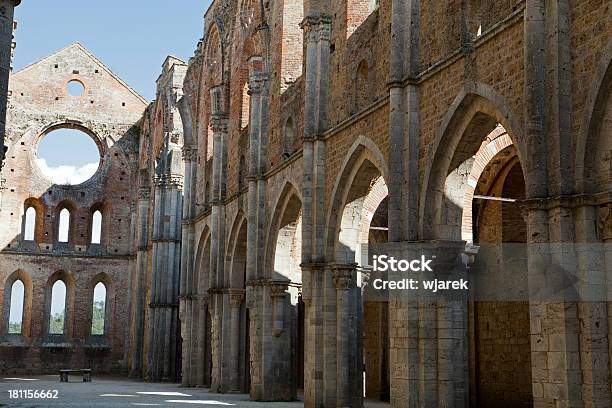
xmin=91 ymin=300 xmax=105 ymax=335
xmin=49 ymin=312 xmax=64 ymax=334
xmin=8 ymin=322 xmax=22 ymax=334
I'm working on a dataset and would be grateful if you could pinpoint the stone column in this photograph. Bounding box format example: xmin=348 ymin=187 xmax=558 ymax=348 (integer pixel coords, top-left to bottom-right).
xmin=0 ymin=0 xmax=18 ymax=171
xmin=574 ymin=203 xmax=611 ymax=407
xmin=299 ymin=14 xmax=332 ymax=408
xmin=229 ymin=290 xmax=245 ymax=392
xmin=244 ymin=57 xmax=274 ymax=401
xmin=147 ymin=153 xmax=183 ymax=381
xmin=388 ymin=0 xmax=419 ymax=243
xmin=525 ymin=202 xmax=583 ymax=406
xmin=259 ymin=280 xmax=294 ymax=400
xmin=333 ymin=265 xmax=356 ymax=408
xmin=208 ymin=85 xmax=229 ymax=392
xmin=180 ymin=146 xmax=196 ymax=387
xmin=130 ymin=182 xmax=150 ymax=377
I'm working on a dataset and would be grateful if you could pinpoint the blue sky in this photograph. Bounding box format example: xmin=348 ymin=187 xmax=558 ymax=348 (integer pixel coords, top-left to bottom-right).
xmin=13 ymin=0 xmax=212 ymax=101
xmin=14 ymin=1 xmax=212 ymax=182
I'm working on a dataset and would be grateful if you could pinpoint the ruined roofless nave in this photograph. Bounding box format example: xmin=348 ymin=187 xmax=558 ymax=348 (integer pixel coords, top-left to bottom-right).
xmin=0 ymin=0 xmax=611 ymax=407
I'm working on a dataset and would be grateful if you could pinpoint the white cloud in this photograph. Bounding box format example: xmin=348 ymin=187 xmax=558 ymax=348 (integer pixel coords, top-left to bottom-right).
xmin=36 ymin=158 xmax=98 ymax=185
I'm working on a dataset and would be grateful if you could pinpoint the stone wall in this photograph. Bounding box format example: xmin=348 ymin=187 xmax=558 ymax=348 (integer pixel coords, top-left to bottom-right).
xmin=0 ymin=43 xmax=147 ymax=374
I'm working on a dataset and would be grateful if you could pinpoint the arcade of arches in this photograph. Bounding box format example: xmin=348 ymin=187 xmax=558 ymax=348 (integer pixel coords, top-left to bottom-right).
xmin=0 ymin=1 xmax=611 ymax=408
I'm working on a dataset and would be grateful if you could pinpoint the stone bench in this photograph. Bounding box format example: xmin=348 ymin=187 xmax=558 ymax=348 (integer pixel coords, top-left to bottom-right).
xmin=59 ymin=369 xmax=92 ymax=383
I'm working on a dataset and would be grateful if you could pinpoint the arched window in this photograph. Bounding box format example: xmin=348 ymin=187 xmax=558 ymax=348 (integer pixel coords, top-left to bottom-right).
xmin=241 ymin=82 xmax=250 ymax=130
xmin=8 ymin=280 xmax=25 ymax=334
xmin=49 ymin=280 xmax=67 ymax=334
xmin=91 ymin=210 xmax=102 ymax=244
xmin=207 ymin=125 xmax=214 ymax=160
xmin=23 ymin=207 xmax=36 ymax=241
xmin=58 ymin=208 xmax=70 ymax=243
xmin=283 ymin=117 xmax=295 ymax=159
xmin=91 ymin=282 xmax=107 ymax=335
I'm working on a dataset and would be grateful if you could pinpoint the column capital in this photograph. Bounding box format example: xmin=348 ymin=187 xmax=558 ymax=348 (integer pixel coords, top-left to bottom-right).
xmin=209 ymin=84 xmax=226 ymax=116
xmin=209 ymin=115 xmax=228 ymax=134
xmin=269 ymin=280 xmax=289 ymax=298
xmin=300 ymin=14 xmax=332 ymax=42
xmin=333 ymin=263 xmax=357 ymax=290
xmin=228 ymin=289 xmax=245 ymax=307
xmin=138 ymin=186 xmax=151 ymax=200
xmin=597 ymin=203 xmax=612 ymax=241
xmin=248 ymin=72 xmax=268 ymax=96
xmin=154 ymin=174 xmax=184 ymax=189
xmin=182 ymin=146 xmax=198 ymax=162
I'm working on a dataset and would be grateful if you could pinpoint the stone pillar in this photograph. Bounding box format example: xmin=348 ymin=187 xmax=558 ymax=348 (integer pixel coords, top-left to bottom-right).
xmin=0 ymin=0 xmax=18 ymax=171
xmin=388 ymin=0 xmax=419 ymax=243
xmin=525 ymin=203 xmax=583 ymax=406
xmin=574 ymin=203 xmax=611 ymax=406
xmin=259 ymin=281 xmax=294 ymax=400
xmin=229 ymin=290 xmax=245 ymax=392
xmin=333 ymin=265 xmax=356 ymax=408
xmin=146 ymin=148 xmax=183 ymax=381
xmin=244 ymin=57 xmax=276 ymax=401
xmin=180 ymin=146 xmax=197 ymax=387
xmin=130 ymin=182 xmax=150 ymax=378
xmin=300 ymin=14 xmax=332 ymax=408
xmin=208 ymin=84 xmax=229 ymax=393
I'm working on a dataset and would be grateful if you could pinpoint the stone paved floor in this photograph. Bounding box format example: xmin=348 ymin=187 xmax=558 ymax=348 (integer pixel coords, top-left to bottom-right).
xmin=0 ymin=376 xmax=390 ymax=407
xmin=0 ymin=375 xmax=302 ymax=408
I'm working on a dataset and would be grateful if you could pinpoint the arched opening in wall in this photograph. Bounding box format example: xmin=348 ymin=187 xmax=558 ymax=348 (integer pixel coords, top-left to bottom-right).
xmin=280 ymin=0 xmax=303 ymax=93
xmin=66 ymin=79 xmax=85 ymax=97
xmin=49 ymin=280 xmax=67 ymax=335
xmin=205 ymin=25 xmax=222 ymax=86
xmin=207 ymin=124 xmax=214 ymax=160
xmin=91 ymin=209 xmax=102 ymax=245
xmin=239 ymin=0 xmax=257 ymax=29
xmin=583 ymin=58 xmax=612 ymax=195
xmin=23 ymin=207 xmax=36 ymax=241
xmin=22 ymin=199 xmax=44 ymax=243
xmin=228 ymin=219 xmax=250 ymax=393
xmin=58 ymin=207 xmax=71 ymax=243
xmin=468 ymin=153 xmax=530 ymax=408
xmin=333 ymin=158 xmax=389 ymax=405
xmin=8 ymin=279 xmax=25 ymax=334
xmin=269 ymin=187 xmax=304 ymax=393
xmin=346 ymin=0 xmax=379 ymax=37
xmin=363 ymin=189 xmax=390 ymax=403
xmin=91 ymin=282 xmax=107 ymax=335
xmin=241 ymin=82 xmax=250 ymax=130
xmin=283 ymin=117 xmax=295 ymax=159
xmin=3 ymin=271 xmax=32 ymax=337
xmin=355 ymin=60 xmax=370 ymax=113
xmin=425 ymin=103 xmax=532 ymax=407
xmin=36 ymin=127 xmax=101 ymax=185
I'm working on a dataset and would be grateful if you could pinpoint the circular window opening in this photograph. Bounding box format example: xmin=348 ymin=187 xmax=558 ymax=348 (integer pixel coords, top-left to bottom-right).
xmin=36 ymin=128 xmax=101 ymax=185
xmin=66 ymin=80 xmax=85 ymax=97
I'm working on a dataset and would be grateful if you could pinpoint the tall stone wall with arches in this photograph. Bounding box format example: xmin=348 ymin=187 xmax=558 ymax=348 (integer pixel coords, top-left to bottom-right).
xmin=176 ymin=0 xmax=612 ymax=407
